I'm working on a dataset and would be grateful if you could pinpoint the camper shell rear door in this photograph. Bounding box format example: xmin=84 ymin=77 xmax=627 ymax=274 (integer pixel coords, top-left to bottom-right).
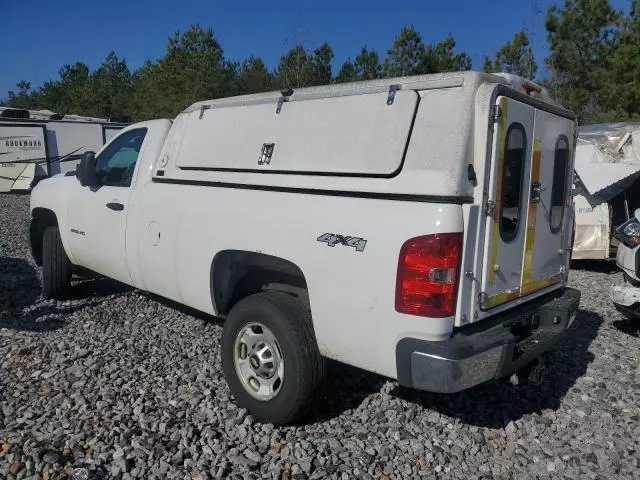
xmin=522 ymin=110 xmax=574 ymax=294
xmin=479 ymin=95 xmax=575 ymax=311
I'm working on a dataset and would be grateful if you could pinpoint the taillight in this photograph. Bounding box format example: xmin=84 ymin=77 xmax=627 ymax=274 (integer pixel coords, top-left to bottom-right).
xmin=395 ymin=233 xmax=463 ymax=318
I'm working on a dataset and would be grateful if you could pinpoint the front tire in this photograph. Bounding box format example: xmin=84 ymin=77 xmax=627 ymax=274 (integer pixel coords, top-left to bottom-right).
xmin=42 ymin=226 xmax=71 ymax=300
xmin=221 ymin=292 xmax=324 ymax=424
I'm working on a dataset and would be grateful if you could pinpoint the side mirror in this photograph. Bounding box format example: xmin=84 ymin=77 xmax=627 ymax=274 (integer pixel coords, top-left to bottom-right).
xmin=77 ymin=151 xmax=98 ymax=187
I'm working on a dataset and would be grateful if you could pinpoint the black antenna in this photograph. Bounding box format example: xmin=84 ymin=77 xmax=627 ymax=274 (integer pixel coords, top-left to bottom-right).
xmin=279 ymin=4 xmax=313 ymax=88
xmin=529 ymin=0 xmax=542 ymax=79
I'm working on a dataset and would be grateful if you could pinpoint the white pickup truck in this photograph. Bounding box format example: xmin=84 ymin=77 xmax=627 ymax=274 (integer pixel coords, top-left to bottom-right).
xmin=30 ymin=71 xmax=581 ymax=424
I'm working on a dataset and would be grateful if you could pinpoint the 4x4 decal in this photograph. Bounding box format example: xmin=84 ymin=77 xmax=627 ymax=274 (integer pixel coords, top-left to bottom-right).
xmin=317 ymin=233 xmax=367 ymax=252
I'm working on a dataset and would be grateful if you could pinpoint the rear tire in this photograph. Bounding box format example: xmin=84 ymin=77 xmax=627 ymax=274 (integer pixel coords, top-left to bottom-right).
xmin=221 ymin=291 xmax=324 ymax=425
xmin=42 ymin=226 xmax=71 ymax=300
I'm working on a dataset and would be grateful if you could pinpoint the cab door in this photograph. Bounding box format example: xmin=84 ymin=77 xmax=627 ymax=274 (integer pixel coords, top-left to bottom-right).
xmin=520 ymin=110 xmax=574 ymax=294
xmin=480 ymin=96 xmax=534 ymax=309
xmin=66 ymin=127 xmax=147 ymax=285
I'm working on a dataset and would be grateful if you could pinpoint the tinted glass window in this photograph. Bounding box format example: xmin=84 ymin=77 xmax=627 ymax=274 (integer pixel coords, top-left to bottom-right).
xmin=499 ymin=124 xmax=527 ymax=242
xmin=550 ymin=136 xmax=569 ymax=233
xmin=96 ymin=128 xmax=147 ymax=187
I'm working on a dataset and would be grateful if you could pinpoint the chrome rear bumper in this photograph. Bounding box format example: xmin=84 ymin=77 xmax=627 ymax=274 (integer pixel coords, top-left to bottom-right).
xmin=396 ymin=287 xmax=580 ymax=393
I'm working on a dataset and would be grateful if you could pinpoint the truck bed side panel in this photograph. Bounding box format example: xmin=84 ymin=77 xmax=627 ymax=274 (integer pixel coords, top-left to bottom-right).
xmin=135 ymin=182 xmax=463 ymax=379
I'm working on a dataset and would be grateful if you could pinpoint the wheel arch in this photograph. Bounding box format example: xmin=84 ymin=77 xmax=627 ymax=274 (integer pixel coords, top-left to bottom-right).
xmin=30 ymin=207 xmax=59 ymax=266
xmin=210 ymin=250 xmax=310 ymax=317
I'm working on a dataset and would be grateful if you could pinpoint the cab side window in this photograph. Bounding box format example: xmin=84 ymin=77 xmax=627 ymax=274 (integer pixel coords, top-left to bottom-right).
xmin=499 ymin=124 xmax=527 ymax=242
xmin=96 ymin=128 xmax=147 ymax=187
xmin=550 ymin=136 xmax=570 ymax=233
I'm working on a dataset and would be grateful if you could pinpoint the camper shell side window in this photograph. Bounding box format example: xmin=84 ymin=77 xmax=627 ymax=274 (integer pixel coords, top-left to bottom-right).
xmin=499 ymin=123 xmax=527 ymax=243
xmin=550 ymin=135 xmax=570 ymax=233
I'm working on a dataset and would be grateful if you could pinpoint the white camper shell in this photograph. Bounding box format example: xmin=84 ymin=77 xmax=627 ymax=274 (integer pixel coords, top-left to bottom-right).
xmin=29 ymin=71 xmax=580 ymax=424
xmin=0 ymin=107 xmax=127 ymax=192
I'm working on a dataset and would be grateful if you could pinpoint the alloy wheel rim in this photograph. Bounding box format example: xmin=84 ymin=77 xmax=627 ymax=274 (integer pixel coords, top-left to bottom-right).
xmin=233 ymin=322 xmax=284 ymax=400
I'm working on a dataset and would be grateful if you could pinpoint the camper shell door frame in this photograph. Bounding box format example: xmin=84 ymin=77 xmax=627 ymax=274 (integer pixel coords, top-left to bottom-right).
xmin=470 ymin=84 xmax=576 ymax=320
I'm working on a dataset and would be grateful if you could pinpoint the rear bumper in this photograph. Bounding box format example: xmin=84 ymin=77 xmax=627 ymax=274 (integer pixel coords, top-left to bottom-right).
xmin=396 ymin=287 xmax=580 ymax=393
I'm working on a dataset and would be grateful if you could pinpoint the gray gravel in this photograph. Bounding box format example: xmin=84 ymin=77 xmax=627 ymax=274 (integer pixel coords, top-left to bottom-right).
xmin=1 ymin=192 xmax=639 ymax=480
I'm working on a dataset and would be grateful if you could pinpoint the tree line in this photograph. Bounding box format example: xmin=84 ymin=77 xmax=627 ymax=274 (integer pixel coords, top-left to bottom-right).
xmin=5 ymin=0 xmax=640 ymax=124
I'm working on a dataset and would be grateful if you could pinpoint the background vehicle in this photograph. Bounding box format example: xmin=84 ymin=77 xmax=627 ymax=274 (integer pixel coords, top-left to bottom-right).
xmin=611 ymin=210 xmax=640 ymax=318
xmin=0 ymin=107 xmax=127 ymax=192
xmin=29 ymin=71 xmax=580 ymax=423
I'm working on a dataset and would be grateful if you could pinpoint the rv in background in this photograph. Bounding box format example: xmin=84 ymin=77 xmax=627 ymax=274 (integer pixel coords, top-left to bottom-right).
xmin=0 ymin=107 xmax=128 ymax=192
xmin=573 ymin=122 xmax=640 ymax=260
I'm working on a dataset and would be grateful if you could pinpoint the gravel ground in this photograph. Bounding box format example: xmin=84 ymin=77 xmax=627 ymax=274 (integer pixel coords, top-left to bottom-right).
xmin=1 ymin=193 xmax=639 ymax=480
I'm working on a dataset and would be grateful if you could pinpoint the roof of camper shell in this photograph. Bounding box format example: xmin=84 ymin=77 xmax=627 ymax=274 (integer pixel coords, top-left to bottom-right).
xmin=184 ymin=71 xmax=558 ymax=112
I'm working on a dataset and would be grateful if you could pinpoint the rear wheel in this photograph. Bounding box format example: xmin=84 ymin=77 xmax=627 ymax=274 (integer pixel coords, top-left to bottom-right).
xmin=221 ymin=292 xmax=324 ymax=424
xmin=42 ymin=226 xmax=71 ymax=300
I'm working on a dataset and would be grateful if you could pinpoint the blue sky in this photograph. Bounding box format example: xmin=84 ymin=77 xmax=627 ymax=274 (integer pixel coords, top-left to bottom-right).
xmin=1 ymin=0 xmax=630 ymax=100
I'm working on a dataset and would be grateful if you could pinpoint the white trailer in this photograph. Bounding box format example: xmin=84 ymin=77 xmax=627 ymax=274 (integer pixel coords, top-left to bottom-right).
xmin=572 ymin=122 xmax=640 ymax=260
xmin=0 ymin=108 xmax=127 ymax=192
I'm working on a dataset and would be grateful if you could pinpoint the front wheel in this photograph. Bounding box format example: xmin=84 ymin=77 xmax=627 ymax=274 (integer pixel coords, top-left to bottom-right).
xmin=42 ymin=226 xmax=72 ymax=300
xmin=221 ymin=292 xmax=324 ymax=424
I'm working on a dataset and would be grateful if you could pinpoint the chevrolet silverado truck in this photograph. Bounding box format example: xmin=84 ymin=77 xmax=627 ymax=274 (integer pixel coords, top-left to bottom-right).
xmin=30 ymin=71 xmax=581 ymax=424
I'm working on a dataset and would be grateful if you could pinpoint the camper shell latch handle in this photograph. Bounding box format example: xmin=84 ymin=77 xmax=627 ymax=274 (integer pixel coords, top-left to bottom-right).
xmin=387 ymin=85 xmax=400 ymax=105
xmin=530 ymin=182 xmax=543 ymax=203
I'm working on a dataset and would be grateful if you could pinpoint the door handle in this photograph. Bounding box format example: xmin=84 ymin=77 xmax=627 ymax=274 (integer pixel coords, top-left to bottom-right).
xmin=106 ymin=202 xmax=124 ymax=211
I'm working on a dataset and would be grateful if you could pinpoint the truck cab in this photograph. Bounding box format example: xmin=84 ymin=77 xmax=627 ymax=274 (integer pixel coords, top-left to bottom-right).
xmin=30 ymin=71 xmax=580 ymax=424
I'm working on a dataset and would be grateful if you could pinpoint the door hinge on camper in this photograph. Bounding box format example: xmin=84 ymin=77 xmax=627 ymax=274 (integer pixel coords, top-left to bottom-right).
xmin=387 ymin=85 xmax=400 ymax=105
xmin=478 ymin=292 xmax=488 ymax=309
xmin=484 ymin=200 xmax=496 ymax=217
xmin=199 ymin=105 xmax=211 ymax=120
xmin=276 ymin=88 xmax=294 ymax=114
xmin=490 ymin=104 xmax=502 ymax=124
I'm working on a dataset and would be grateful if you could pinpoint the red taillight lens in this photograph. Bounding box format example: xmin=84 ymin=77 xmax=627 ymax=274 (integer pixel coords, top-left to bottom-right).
xmin=395 ymin=233 xmax=463 ymax=318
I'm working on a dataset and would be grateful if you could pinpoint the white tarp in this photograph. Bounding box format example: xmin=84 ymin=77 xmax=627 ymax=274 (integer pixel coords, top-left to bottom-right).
xmin=572 ymin=189 xmax=610 ymax=259
xmin=572 ymin=122 xmax=640 ymax=259
xmin=575 ymin=122 xmax=640 ymax=201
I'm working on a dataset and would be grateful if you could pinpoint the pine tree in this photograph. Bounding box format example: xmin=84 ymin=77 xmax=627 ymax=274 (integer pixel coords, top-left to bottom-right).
xmin=483 ymin=31 xmax=537 ymax=79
